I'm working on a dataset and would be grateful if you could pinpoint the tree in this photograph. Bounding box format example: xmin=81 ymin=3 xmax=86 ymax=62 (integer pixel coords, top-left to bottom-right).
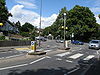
xmin=20 ymin=22 xmax=38 ymax=40
xmin=43 ymin=5 xmax=99 ymax=41
xmin=15 ymin=21 xmax=21 ymax=32
xmin=20 ymin=22 xmax=34 ymax=32
xmin=68 ymin=5 xmax=97 ymax=41
xmin=0 ymin=0 xmax=12 ymax=24
xmin=98 ymin=14 xmax=100 ymax=19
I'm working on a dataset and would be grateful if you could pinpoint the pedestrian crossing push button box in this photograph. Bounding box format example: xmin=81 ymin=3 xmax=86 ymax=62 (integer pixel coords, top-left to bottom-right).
xmin=31 ymin=41 xmax=36 ymax=51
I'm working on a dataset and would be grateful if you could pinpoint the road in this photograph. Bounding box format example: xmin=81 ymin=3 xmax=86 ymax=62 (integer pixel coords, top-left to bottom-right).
xmin=0 ymin=40 xmax=62 ymax=59
xmin=0 ymin=47 xmax=26 ymax=59
xmin=0 ymin=40 xmax=99 ymax=75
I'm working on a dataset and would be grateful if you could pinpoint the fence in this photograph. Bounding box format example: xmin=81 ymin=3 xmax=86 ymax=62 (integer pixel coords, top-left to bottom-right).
xmin=0 ymin=41 xmax=31 ymax=47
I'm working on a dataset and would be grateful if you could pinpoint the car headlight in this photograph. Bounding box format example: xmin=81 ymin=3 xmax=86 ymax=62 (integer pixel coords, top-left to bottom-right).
xmin=96 ymin=45 xmax=99 ymax=47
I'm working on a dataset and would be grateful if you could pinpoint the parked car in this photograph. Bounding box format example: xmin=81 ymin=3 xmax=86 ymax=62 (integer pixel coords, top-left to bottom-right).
xmin=56 ymin=40 xmax=64 ymax=43
xmin=71 ymin=40 xmax=84 ymax=45
xmin=35 ymin=36 xmax=47 ymax=41
xmin=89 ymin=40 xmax=100 ymax=50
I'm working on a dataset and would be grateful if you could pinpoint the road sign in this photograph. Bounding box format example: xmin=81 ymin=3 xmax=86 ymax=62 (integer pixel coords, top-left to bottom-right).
xmin=31 ymin=41 xmax=36 ymax=51
xmin=31 ymin=41 xmax=35 ymax=46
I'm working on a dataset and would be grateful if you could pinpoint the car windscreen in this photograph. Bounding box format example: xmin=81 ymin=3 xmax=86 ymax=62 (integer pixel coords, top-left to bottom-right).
xmin=91 ymin=41 xmax=99 ymax=43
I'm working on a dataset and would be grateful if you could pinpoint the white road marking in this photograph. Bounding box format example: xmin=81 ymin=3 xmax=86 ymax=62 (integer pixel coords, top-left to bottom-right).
xmin=83 ymin=55 xmax=94 ymax=60
xmin=29 ymin=57 xmax=46 ymax=64
xmin=66 ymin=60 xmax=73 ymax=63
xmin=68 ymin=53 xmax=83 ymax=59
xmin=44 ymin=50 xmax=52 ymax=52
xmin=46 ymin=56 xmax=51 ymax=59
xmin=79 ymin=48 xmax=82 ymax=50
xmin=56 ymin=58 xmax=62 ymax=61
xmin=0 ymin=54 xmax=24 ymax=59
xmin=5 ymin=54 xmax=24 ymax=59
xmin=36 ymin=49 xmax=43 ymax=51
xmin=0 ymin=57 xmax=4 ymax=59
xmin=0 ymin=64 xmax=28 ymax=71
xmin=67 ymin=67 xmax=80 ymax=74
xmin=0 ymin=56 xmax=49 ymax=71
xmin=55 ymin=52 xmax=70 ymax=57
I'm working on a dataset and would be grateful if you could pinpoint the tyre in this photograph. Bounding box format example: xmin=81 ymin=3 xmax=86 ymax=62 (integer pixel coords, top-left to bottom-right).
xmin=89 ymin=47 xmax=91 ymax=49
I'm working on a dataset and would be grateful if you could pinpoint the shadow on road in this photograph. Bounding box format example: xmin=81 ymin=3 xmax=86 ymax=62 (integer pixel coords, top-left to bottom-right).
xmin=8 ymin=67 xmax=69 ymax=75
xmin=85 ymin=60 xmax=100 ymax=75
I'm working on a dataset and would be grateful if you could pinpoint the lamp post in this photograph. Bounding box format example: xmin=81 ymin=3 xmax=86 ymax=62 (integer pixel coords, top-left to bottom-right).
xmin=39 ymin=0 xmax=42 ymax=47
xmin=64 ymin=13 xmax=66 ymax=49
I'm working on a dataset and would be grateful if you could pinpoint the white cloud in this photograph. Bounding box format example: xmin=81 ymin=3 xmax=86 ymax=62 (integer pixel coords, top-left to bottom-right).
xmin=16 ymin=1 xmax=37 ymax=9
xmin=9 ymin=5 xmax=58 ymax=28
xmin=95 ymin=15 xmax=100 ymax=24
xmin=90 ymin=7 xmax=100 ymax=13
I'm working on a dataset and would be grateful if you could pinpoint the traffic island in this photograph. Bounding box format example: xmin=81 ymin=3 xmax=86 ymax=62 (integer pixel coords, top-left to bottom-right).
xmin=64 ymin=47 xmax=70 ymax=50
xmin=58 ymin=47 xmax=70 ymax=50
xmin=28 ymin=41 xmax=46 ymax=55
xmin=58 ymin=40 xmax=70 ymax=50
xmin=28 ymin=51 xmax=46 ymax=55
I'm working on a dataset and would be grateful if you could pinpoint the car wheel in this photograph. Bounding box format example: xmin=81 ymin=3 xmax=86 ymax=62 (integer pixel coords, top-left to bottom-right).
xmin=89 ymin=47 xmax=91 ymax=49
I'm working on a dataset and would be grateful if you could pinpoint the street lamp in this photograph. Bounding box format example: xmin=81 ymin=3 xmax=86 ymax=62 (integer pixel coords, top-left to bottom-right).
xmin=0 ymin=23 xmax=3 ymax=26
xmin=64 ymin=13 xmax=66 ymax=49
xmin=39 ymin=0 xmax=42 ymax=47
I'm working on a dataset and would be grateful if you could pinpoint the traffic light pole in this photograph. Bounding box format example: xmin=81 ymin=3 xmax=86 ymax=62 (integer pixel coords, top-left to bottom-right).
xmin=64 ymin=13 xmax=66 ymax=49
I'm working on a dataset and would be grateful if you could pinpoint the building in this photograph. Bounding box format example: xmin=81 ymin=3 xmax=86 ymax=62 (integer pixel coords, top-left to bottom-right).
xmin=0 ymin=20 xmax=19 ymax=36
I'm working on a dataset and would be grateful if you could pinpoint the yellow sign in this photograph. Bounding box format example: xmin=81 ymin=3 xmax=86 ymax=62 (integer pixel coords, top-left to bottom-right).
xmin=0 ymin=23 xmax=3 ymax=26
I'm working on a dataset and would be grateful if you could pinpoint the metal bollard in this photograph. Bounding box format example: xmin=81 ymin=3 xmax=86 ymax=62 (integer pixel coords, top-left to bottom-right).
xmin=65 ymin=41 xmax=68 ymax=48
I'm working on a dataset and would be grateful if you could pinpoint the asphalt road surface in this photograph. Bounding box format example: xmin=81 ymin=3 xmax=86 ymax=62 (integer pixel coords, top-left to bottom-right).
xmin=0 ymin=48 xmax=26 ymax=59
xmin=0 ymin=40 xmax=99 ymax=75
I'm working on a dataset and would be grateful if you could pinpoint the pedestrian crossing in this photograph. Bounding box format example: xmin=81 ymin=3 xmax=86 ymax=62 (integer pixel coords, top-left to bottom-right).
xmin=55 ymin=52 xmax=71 ymax=57
xmin=68 ymin=53 xmax=83 ymax=59
xmin=55 ymin=52 xmax=95 ymax=62
xmin=83 ymin=55 xmax=94 ymax=60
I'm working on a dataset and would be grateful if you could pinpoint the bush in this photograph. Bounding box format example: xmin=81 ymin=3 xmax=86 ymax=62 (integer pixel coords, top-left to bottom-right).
xmin=0 ymin=36 xmax=5 ymax=40
xmin=20 ymin=32 xmax=29 ymax=37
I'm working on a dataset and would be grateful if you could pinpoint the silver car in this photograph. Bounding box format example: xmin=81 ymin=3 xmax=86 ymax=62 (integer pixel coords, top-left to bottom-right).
xmin=89 ymin=40 xmax=100 ymax=50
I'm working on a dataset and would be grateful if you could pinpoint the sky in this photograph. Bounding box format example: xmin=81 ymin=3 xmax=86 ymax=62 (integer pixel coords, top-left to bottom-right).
xmin=6 ymin=0 xmax=100 ymax=28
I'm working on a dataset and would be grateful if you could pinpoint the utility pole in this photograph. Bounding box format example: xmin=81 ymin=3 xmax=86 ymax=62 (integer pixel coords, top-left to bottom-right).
xmin=39 ymin=0 xmax=42 ymax=47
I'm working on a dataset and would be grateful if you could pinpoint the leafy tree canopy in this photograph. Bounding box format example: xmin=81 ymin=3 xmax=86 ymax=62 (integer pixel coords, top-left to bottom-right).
xmin=0 ymin=0 xmax=11 ymax=24
xmin=19 ymin=22 xmax=38 ymax=40
xmin=20 ymin=22 xmax=34 ymax=32
xmin=98 ymin=14 xmax=100 ymax=19
xmin=43 ymin=5 xmax=99 ymax=41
